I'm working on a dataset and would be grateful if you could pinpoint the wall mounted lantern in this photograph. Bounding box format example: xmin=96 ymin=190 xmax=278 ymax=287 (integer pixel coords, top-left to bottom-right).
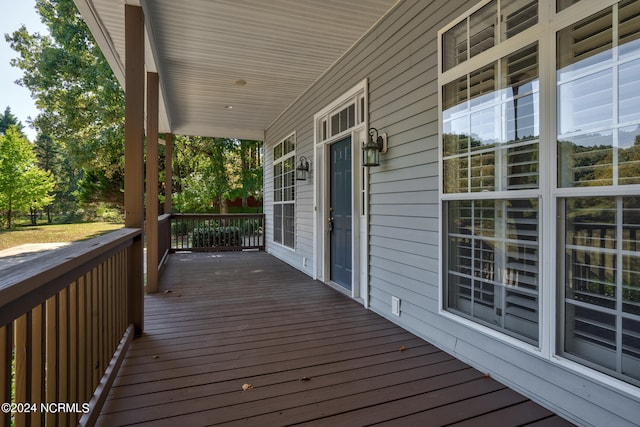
xmin=296 ymin=156 xmax=310 ymax=181
xmin=363 ymin=128 xmax=388 ymax=167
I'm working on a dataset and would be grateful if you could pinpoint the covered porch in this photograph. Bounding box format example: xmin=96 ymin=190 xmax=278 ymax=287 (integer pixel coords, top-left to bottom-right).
xmin=1 ymin=217 xmax=573 ymax=426
xmin=96 ymin=251 xmax=570 ymax=426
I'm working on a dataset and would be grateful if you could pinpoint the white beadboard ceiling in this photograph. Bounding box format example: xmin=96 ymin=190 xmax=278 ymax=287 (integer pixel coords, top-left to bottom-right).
xmin=74 ymin=0 xmax=400 ymax=140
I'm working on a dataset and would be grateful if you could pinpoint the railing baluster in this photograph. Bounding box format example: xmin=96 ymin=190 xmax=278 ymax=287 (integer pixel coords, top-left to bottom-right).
xmin=59 ymin=287 xmax=69 ymax=427
xmin=45 ymin=295 xmax=57 ymax=426
xmin=32 ymin=304 xmax=44 ymax=427
xmin=0 ymin=325 xmax=11 ymax=427
xmin=14 ymin=314 xmax=28 ymax=427
xmin=91 ymin=268 xmax=99 ymax=391
xmin=78 ymin=274 xmax=88 ymax=404
xmin=69 ymin=281 xmax=79 ymax=426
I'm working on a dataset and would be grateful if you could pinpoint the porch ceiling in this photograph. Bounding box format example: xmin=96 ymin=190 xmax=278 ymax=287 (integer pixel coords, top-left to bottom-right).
xmin=74 ymin=0 xmax=400 ymax=140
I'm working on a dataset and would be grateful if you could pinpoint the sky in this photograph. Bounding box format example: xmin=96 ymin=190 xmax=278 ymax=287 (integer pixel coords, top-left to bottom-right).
xmin=0 ymin=0 xmax=48 ymax=141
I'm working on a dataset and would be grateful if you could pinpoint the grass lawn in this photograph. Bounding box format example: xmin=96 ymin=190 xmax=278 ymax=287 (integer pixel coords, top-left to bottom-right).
xmin=0 ymin=222 xmax=124 ymax=251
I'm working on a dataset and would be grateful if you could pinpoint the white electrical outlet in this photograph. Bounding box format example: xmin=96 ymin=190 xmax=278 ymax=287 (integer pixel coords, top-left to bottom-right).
xmin=391 ymin=296 xmax=400 ymax=316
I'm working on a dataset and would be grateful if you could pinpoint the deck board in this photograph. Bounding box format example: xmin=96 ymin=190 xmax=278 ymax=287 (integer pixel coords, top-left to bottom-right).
xmin=96 ymin=251 xmax=572 ymax=426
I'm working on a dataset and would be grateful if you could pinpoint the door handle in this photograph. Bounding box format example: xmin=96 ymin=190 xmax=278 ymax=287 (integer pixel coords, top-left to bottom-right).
xmin=329 ymin=216 xmax=334 ymax=231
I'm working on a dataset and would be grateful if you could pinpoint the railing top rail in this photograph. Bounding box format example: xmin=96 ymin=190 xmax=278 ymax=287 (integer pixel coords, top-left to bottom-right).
xmin=171 ymin=213 xmax=264 ymax=218
xmin=0 ymin=227 xmax=141 ymax=326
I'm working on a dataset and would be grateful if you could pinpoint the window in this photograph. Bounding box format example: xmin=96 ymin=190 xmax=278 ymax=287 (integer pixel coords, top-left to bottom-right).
xmin=447 ymin=198 xmax=540 ymax=343
xmin=557 ymin=0 xmax=582 ymax=13
xmin=441 ymin=0 xmax=640 ymax=385
xmin=442 ymin=30 xmax=541 ymax=343
xmin=557 ymin=1 xmax=640 ymax=386
xmin=330 ymin=103 xmax=356 ymax=138
xmin=442 ymin=0 xmax=538 ymax=72
xmin=559 ymin=197 xmax=640 ymax=385
xmin=273 ymin=134 xmax=296 ymax=248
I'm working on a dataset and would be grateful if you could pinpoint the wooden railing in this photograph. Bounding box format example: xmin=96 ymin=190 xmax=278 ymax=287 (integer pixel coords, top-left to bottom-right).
xmin=0 ymin=228 xmax=142 ymax=427
xmin=170 ymin=213 xmax=264 ymax=252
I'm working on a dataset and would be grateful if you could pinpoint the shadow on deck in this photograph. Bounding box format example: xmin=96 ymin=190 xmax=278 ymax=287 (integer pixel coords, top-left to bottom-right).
xmin=97 ymin=251 xmax=572 ymax=426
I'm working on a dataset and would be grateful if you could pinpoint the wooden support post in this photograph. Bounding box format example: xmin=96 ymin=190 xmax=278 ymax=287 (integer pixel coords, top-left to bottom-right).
xmin=164 ymin=133 xmax=173 ymax=213
xmin=146 ymin=72 xmax=159 ymax=293
xmin=124 ymin=4 xmax=145 ymax=335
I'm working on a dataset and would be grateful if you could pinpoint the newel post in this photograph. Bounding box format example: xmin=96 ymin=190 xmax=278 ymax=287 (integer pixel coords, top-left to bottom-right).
xmin=124 ymin=4 xmax=145 ymax=335
xmin=146 ymin=72 xmax=159 ymax=293
xmin=164 ymin=133 xmax=173 ymax=213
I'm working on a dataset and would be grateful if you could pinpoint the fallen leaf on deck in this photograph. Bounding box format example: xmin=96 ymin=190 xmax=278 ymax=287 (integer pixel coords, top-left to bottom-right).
xmin=164 ymin=290 xmax=172 ymax=293
xmin=242 ymin=383 xmax=254 ymax=391
xmin=299 ymin=377 xmax=311 ymax=382
xmin=399 ymin=346 xmax=407 ymax=352
xmin=152 ymin=355 xmax=159 ymax=359
xmin=483 ymin=373 xmax=491 ymax=378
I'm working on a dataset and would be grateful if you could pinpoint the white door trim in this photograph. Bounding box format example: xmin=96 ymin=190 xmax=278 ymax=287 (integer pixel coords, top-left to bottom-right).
xmin=313 ymin=79 xmax=368 ymax=304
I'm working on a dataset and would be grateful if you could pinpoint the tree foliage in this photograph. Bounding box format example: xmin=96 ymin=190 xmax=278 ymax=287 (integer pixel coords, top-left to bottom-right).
xmin=0 ymin=127 xmax=55 ymax=228
xmin=0 ymin=106 xmax=24 ymax=135
xmin=173 ymin=136 xmax=263 ymax=213
xmin=5 ymin=0 xmax=263 ymax=218
xmin=5 ymin=0 xmax=125 ymax=206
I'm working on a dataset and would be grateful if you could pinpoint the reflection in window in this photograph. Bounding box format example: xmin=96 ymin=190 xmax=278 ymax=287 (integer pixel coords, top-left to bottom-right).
xmin=447 ymin=199 xmax=539 ymax=343
xmin=442 ymin=0 xmax=537 ymax=72
xmin=443 ymin=44 xmax=539 ymax=193
xmin=560 ymin=196 xmax=640 ymax=385
xmin=557 ymin=2 xmax=640 ymax=188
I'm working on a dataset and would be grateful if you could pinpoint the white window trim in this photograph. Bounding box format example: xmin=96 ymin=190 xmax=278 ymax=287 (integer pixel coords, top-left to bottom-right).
xmin=272 ymin=132 xmax=296 ymax=251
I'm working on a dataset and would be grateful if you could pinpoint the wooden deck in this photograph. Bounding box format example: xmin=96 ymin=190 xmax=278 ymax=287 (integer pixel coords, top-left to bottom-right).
xmin=96 ymin=251 xmax=573 ymax=426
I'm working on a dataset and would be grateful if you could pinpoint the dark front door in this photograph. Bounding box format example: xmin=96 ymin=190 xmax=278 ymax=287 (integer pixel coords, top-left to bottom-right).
xmin=329 ymin=137 xmax=352 ymax=290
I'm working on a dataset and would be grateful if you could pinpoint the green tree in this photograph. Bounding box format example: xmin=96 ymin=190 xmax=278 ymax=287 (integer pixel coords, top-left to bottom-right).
xmin=0 ymin=106 xmax=24 ymax=135
xmin=172 ymin=136 xmax=263 ymax=213
xmin=0 ymin=127 xmax=55 ymax=228
xmin=6 ymin=0 xmax=125 ymax=206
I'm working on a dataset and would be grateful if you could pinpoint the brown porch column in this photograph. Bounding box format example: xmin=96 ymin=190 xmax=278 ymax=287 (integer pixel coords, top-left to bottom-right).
xmin=164 ymin=133 xmax=173 ymax=213
xmin=146 ymin=72 xmax=159 ymax=293
xmin=124 ymin=4 xmax=145 ymax=335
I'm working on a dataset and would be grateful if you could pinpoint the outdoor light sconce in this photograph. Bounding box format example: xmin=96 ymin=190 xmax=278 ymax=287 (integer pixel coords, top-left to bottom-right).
xmin=363 ymin=128 xmax=388 ymax=167
xmin=296 ymin=156 xmax=310 ymax=181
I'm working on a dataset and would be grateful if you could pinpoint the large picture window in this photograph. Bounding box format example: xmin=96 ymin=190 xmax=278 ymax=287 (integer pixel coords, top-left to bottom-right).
xmin=273 ymin=134 xmax=295 ymax=248
xmin=441 ymin=0 xmax=640 ymax=387
xmin=442 ymin=31 xmax=541 ymax=344
xmin=556 ymin=1 xmax=640 ymax=386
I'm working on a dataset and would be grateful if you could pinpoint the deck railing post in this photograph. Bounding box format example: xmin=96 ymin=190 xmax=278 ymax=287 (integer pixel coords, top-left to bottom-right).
xmin=146 ymin=71 xmax=160 ymax=294
xmin=165 ymin=133 xmax=173 ymax=213
xmin=124 ymin=4 xmax=145 ymax=334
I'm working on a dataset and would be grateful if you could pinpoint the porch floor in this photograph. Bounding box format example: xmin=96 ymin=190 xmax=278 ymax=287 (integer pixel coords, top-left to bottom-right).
xmin=97 ymin=251 xmax=573 ymax=426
